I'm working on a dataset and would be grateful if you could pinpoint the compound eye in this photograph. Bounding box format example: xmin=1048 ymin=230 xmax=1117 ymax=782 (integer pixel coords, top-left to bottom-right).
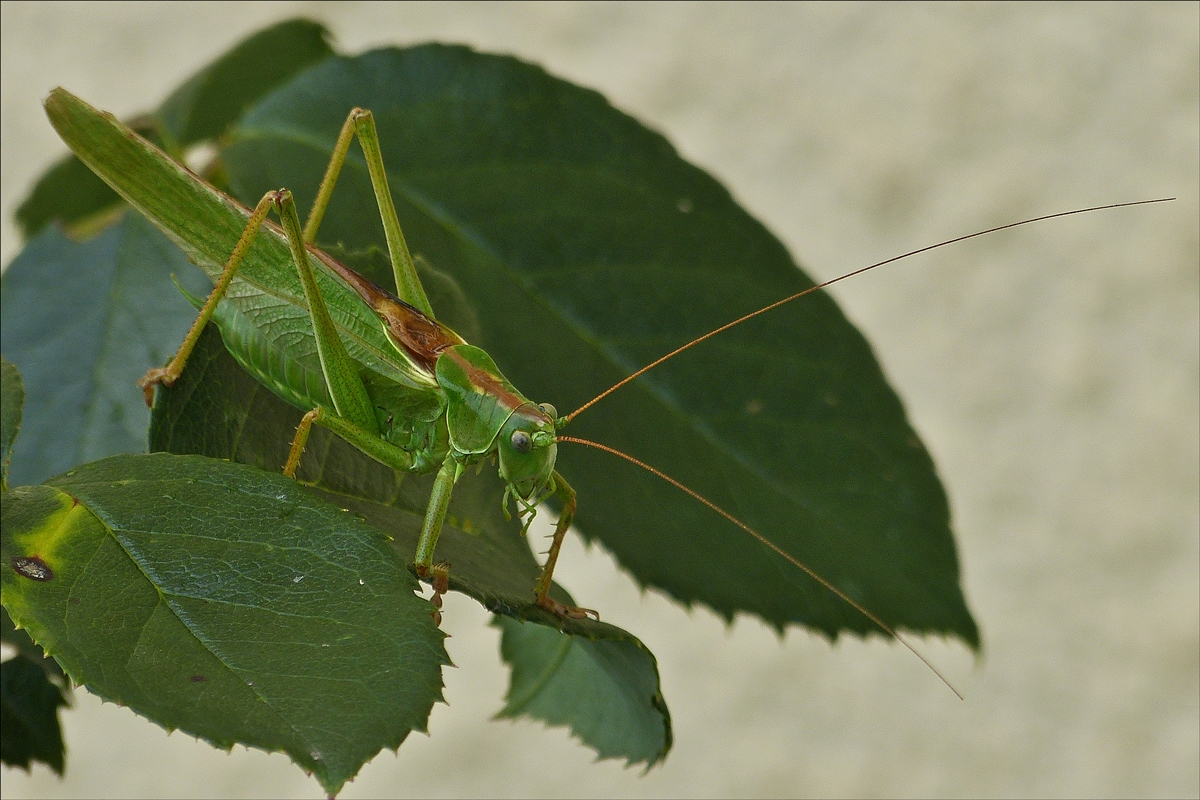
xmin=537 ymin=403 xmax=557 ymax=421
xmin=510 ymin=429 xmax=533 ymax=454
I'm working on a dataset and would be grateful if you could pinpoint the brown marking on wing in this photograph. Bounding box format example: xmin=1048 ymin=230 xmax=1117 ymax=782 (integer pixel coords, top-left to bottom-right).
xmin=311 ymin=247 xmax=464 ymax=372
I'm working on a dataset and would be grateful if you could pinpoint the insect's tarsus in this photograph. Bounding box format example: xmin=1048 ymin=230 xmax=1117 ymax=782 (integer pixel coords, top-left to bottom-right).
xmin=557 ymin=435 xmax=965 ymax=699
xmin=564 ymin=198 xmax=1175 ymax=424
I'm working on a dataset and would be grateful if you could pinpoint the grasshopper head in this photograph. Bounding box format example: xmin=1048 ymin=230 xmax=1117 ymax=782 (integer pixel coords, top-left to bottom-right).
xmin=498 ymin=402 xmax=558 ymax=499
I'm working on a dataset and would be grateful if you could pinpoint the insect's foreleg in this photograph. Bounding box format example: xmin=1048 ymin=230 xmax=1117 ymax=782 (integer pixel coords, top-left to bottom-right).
xmin=300 ymin=107 xmax=434 ymax=318
xmin=272 ymin=190 xmax=379 ymax=436
xmin=533 ymin=471 xmax=574 ymax=600
xmin=137 ymin=193 xmax=275 ymax=405
xmin=533 ymin=472 xmax=598 ymax=621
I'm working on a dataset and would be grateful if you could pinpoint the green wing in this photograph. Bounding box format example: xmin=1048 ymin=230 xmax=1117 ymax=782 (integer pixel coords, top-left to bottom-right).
xmin=45 ymin=89 xmax=437 ymax=400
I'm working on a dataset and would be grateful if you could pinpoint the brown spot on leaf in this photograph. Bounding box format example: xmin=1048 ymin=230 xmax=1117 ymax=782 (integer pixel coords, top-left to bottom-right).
xmin=190 ymin=675 xmax=207 ymax=683
xmin=11 ymin=556 xmax=53 ymax=582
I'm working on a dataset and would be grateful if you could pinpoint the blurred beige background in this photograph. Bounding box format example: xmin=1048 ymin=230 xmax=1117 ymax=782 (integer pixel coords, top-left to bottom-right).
xmin=2 ymin=2 xmax=1197 ymax=798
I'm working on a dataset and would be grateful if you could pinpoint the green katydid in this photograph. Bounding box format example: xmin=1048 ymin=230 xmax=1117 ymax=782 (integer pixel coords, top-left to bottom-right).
xmin=44 ymin=87 xmax=1170 ymax=694
xmin=135 ymin=102 xmax=587 ymax=621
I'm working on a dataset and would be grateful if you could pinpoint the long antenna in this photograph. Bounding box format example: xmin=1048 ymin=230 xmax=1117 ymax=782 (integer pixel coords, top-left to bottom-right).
xmin=557 ymin=434 xmax=964 ymax=699
xmin=563 ymin=198 xmax=1174 ymax=423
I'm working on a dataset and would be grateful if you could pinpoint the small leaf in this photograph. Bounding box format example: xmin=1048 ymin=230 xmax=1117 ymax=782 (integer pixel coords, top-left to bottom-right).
xmin=0 ymin=454 xmax=449 ymax=796
xmin=494 ymin=601 xmax=671 ymax=768
xmin=1 ymin=358 xmax=23 ymax=491
xmin=0 ymin=216 xmax=209 ymax=487
xmin=156 ymin=19 xmax=335 ymax=148
xmin=1 ymin=654 xmax=68 ymax=775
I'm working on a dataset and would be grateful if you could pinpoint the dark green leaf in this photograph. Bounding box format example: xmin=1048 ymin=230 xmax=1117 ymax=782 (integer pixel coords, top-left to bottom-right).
xmin=14 ymin=117 xmax=163 ymax=241
xmin=0 ymin=216 xmax=209 ymax=487
xmin=224 ymin=45 xmax=979 ymax=646
xmin=1 ymin=358 xmax=23 ymax=491
xmin=1 ymin=654 xmax=68 ymax=775
xmin=14 ymin=150 xmax=125 ymax=240
xmin=156 ymin=18 xmax=335 ymax=148
xmin=0 ymin=454 xmax=449 ymax=796
xmin=494 ymin=601 xmax=671 ymax=768
xmin=150 ymin=325 xmax=672 ymax=762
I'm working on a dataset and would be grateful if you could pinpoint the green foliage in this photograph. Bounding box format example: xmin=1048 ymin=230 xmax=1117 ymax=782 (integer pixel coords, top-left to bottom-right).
xmin=155 ymin=19 xmax=334 ymax=149
xmin=1 ymin=218 xmax=208 ymax=487
xmin=1 ymin=454 xmax=448 ymax=796
xmin=495 ymin=608 xmax=672 ymax=768
xmin=1 ymin=357 xmax=22 ymax=491
xmin=0 ymin=17 xmax=978 ymax=795
xmin=1 ymin=362 xmax=67 ymax=776
xmin=147 ymin=323 xmax=673 ymax=764
xmin=1 ymin=653 xmax=68 ymax=775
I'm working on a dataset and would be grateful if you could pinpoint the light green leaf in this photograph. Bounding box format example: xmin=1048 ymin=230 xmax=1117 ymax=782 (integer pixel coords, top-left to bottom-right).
xmin=1 ymin=453 xmax=449 ymax=796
